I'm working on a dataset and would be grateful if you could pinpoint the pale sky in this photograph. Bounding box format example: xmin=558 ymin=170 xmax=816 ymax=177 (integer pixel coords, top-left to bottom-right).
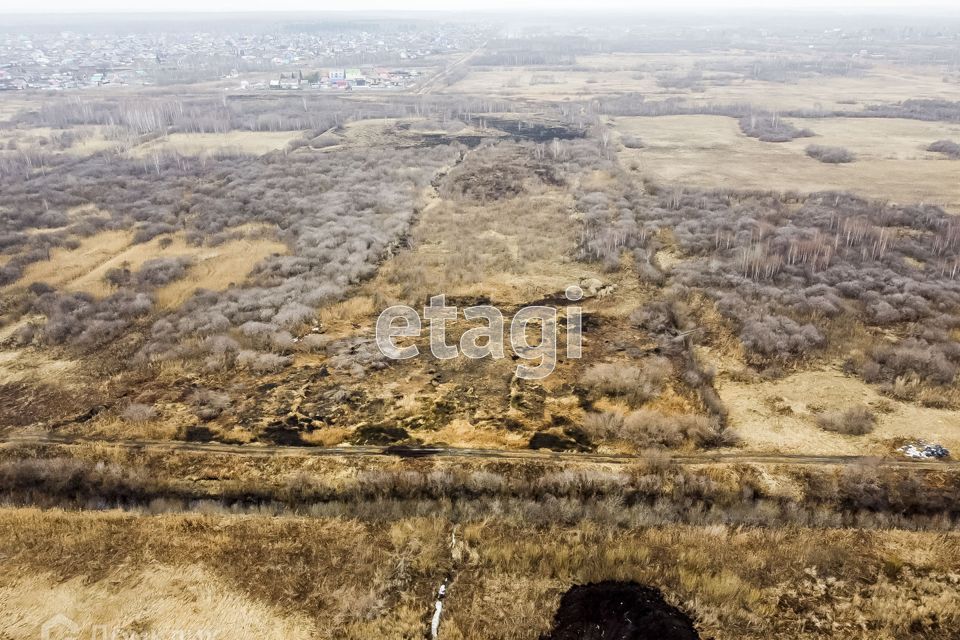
xmin=0 ymin=0 xmax=958 ymax=14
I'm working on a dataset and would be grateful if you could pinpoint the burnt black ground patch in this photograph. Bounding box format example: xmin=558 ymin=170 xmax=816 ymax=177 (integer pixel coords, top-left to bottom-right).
xmin=484 ymin=117 xmax=585 ymax=142
xmin=541 ymin=581 xmax=700 ymax=640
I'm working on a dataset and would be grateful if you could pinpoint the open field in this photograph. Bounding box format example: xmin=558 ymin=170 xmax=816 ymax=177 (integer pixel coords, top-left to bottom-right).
xmin=680 ymin=63 xmax=960 ymax=111
xmin=717 ymin=366 xmax=960 ymax=456
xmin=0 ymin=124 xmax=121 ymax=156
xmin=130 ymin=130 xmax=307 ymax=157
xmin=442 ymin=57 xmax=960 ymax=110
xmin=615 ymin=115 xmax=960 ymax=210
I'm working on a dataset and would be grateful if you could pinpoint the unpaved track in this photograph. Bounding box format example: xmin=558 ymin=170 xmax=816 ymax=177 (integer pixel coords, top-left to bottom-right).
xmin=415 ymin=42 xmax=487 ymax=96
xmin=1 ymin=433 xmax=954 ymax=470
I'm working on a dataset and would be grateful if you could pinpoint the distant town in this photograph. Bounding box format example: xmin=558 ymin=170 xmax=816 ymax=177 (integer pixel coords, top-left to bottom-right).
xmin=0 ymin=20 xmax=489 ymax=90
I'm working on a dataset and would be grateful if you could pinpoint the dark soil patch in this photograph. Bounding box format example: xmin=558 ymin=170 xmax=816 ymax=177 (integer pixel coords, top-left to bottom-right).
xmin=260 ymin=423 xmax=306 ymax=446
xmin=416 ymin=133 xmax=485 ymax=148
xmin=541 ymin=581 xmax=700 ymax=640
xmin=446 ymin=162 xmax=527 ymax=201
xmin=0 ymin=382 xmax=91 ymax=428
xmin=384 ymin=444 xmax=440 ymax=458
xmin=441 ymin=142 xmax=564 ymax=202
xmin=528 ymin=429 xmax=592 ymax=452
xmin=352 ymin=423 xmax=410 ymax=445
xmin=182 ymin=425 xmax=216 ymax=442
xmin=485 ymin=117 xmax=584 ymax=142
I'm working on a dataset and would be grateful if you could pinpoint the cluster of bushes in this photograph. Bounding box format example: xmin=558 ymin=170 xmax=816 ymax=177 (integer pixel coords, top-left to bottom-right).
xmin=619 ymin=134 xmax=644 ymax=149
xmin=440 ymin=141 xmax=567 ymax=203
xmin=575 ymin=187 xmax=644 ymax=270
xmin=586 ymin=94 xmax=960 ymax=125
xmin=739 ymin=113 xmax=815 ymax=142
xmin=1 ymin=137 xmax=458 ymax=366
xmin=736 ymin=313 xmax=825 ymax=358
xmin=581 ymin=408 xmax=733 ymax=449
xmin=655 ymin=70 xmax=704 ymax=90
xmin=103 ymin=256 xmax=195 ymax=290
xmin=805 ymin=144 xmax=856 ymax=163
xmin=581 ymin=358 xmax=671 ymax=407
xmin=928 ymin=139 xmax=960 ymax=159
xmin=863 ymin=99 xmax=960 ymax=122
xmin=26 ymin=287 xmax=153 ymax=347
xmin=575 ymin=150 xmax=960 ymax=394
xmin=1 ymin=451 xmax=958 ymax=527
xmin=815 ymin=406 xmax=877 ymax=435
xmin=561 ymin=120 xmax=960 ymax=402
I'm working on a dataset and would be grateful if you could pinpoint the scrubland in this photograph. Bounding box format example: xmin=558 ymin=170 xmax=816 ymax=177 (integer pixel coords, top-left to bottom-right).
xmin=2 ymin=16 xmax=960 ymax=638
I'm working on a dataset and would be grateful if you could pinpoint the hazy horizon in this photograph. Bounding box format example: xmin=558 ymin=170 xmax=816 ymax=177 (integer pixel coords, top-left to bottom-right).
xmin=2 ymin=0 xmax=960 ymax=16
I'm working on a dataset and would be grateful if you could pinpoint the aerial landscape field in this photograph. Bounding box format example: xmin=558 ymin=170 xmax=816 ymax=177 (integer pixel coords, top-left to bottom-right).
xmin=1 ymin=5 xmax=959 ymax=639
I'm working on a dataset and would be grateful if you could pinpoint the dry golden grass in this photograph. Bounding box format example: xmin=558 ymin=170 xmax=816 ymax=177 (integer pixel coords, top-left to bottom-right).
xmin=154 ymin=235 xmax=288 ymax=309
xmin=428 ymin=417 xmax=530 ymax=449
xmin=369 ymin=185 xmax=585 ymax=307
xmin=130 ymin=131 xmax=305 ymax=157
xmin=0 ymin=315 xmax=42 ymax=344
xmin=785 ymin=117 xmax=960 ymax=159
xmin=0 ymin=564 xmax=315 ymax=640
xmin=0 ymin=96 xmax=37 ymax=120
xmin=0 ymin=125 xmax=123 ymax=157
xmin=0 ymin=349 xmax=77 ymax=386
xmin=444 ymin=522 xmax=960 ymax=639
xmin=0 ymin=508 xmax=447 ymax=640
xmin=317 ymin=295 xmax=376 ymax=331
xmin=717 ymin=367 xmax=960 ymax=455
xmin=12 ymin=230 xmax=133 ymax=292
xmin=689 ymin=62 xmax=960 ymax=111
xmin=0 ymin=508 xmax=957 ymax=640
xmin=615 ymin=115 xmax=960 ymax=211
xmin=442 ymin=55 xmax=960 ymax=111
xmin=8 ymin=228 xmax=287 ymax=306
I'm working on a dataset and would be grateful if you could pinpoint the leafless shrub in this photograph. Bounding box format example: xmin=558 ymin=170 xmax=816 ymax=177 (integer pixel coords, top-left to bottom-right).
xmin=928 ymin=139 xmax=960 ymax=159
xmin=629 ymin=301 xmax=676 ymax=335
xmin=816 ymin=406 xmax=877 ymax=435
xmin=103 ymin=267 xmax=132 ymax=288
xmin=236 ymin=350 xmax=291 ymax=372
xmin=121 ymin=403 xmax=156 ymax=423
xmin=621 ymin=409 xmax=690 ymax=448
xmin=739 ymin=315 xmax=825 ymax=359
xmin=868 ymin=339 xmax=958 ymax=385
xmin=581 ymin=357 xmax=672 ymax=406
xmin=689 ymin=419 xmax=740 ymax=448
xmin=135 ymin=256 xmax=193 ymax=287
xmin=297 ymin=333 xmax=329 ymax=352
xmin=806 ymin=144 xmax=856 ymax=163
xmin=581 ymin=410 xmax=626 ymax=439
xmin=190 ymin=389 xmax=232 ymax=420
xmin=739 ymin=113 xmax=815 ymax=142
xmin=582 ymin=407 xmax=736 ymax=450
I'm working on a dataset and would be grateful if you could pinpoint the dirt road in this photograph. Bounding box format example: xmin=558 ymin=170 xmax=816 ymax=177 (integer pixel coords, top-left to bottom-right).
xmin=1 ymin=433 xmax=953 ymax=470
xmin=415 ymin=42 xmax=486 ymax=96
